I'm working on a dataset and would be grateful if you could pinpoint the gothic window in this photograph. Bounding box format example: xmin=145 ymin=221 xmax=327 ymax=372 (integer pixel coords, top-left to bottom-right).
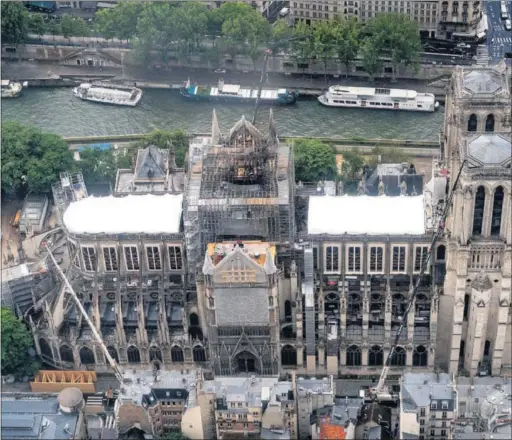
xmin=463 ymin=294 xmax=470 ymax=320
xmin=483 ymin=340 xmax=491 ymax=357
xmin=284 ymin=300 xmax=292 ymax=321
xmin=491 ymin=186 xmax=504 ymax=236
xmin=189 ymin=313 xmax=199 ymax=327
xmin=369 ymin=246 xmax=384 ymax=273
xmin=193 ymin=345 xmax=206 ymax=362
xmin=467 ymin=114 xmax=477 ymax=132
xmin=485 ymin=114 xmax=495 ymax=132
xmin=269 ymin=296 xmax=274 ymax=307
xmin=103 ymin=246 xmax=118 ymax=272
xmin=79 ymin=346 xmax=95 ymax=365
xmin=436 ymin=245 xmax=446 ymax=261
xmin=81 ymin=246 xmax=97 ymax=272
xmin=348 ymin=293 xmax=361 ymax=314
xmin=313 ymin=247 xmax=318 ymax=271
xmin=392 ymin=294 xmax=407 ymax=317
xmin=168 ymin=246 xmax=183 ymax=270
xmin=459 ymin=340 xmax=465 ymax=359
xmin=413 ymin=345 xmax=428 ymax=366
xmin=392 ymin=246 xmax=407 ymax=272
xmin=472 ymin=186 xmax=485 ymax=236
xmin=127 ymin=346 xmax=141 ymax=363
xmin=347 ymin=245 xmax=362 ymax=272
xmin=369 ymin=345 xmax=383 ymax=366
xmin=39 ymin=338 xmax=52 ymax=360
xmin=171 ymin=345 xmax=184 ymax=362
xmin=325 ymin=246 xmax=340 ymax=272
xmin=124 ymin=246 xmax=140 ymax=271
xmin=106 ymin=346 xmax=119 ymax=363
xmin=414 ymin=246 xmax=430 ymax=273
xmin=390 ymin=346 xmax=406 ymax=366
xmin=150 ymin=346 xmax=163 ymax=362
xmin=60 ymin=345 xmax=74 ymax=363
xmin=346 ymin=345 xmax=362 ymax=366
xmin=281 ymin=345 xmax=297 ymax=366
xmin=146 ymin=246 xmax=162 ymax=270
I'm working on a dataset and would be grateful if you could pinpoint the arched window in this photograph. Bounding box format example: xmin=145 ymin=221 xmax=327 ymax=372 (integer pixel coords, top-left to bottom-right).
xmin=39 ymin=338 xmax=53 ymax=360
xmin=149 ymin=346 xmax=163 ymax=362
xmin=390 ymin=346 xmax=406 ymax=366
xmin=193 ymin=345 xmax=206 ymax=362
xmin=281 ymin=345 xmax=297 ymax=366
xmin=413 ymin=345 xmax=428 ymax=367
xmin=467 ymin=114 xmax=477 ymax=132
xmin=284 ymin=300 xmax=292 ymax=322
xmin=346 ymin=345 xmax=362 ymax=366
xmin=485 ymin=114 xmax=495 ymax=132
xmin=127 ymin=346 xmax=141 ymax=363
xmin=491 ymin=186 xmax=504 ymax=236
xmin=106 ymin=346 xmax=119 ymax=363
xmin=189 ymin=313 xmax=199 ymax=327
xmin=436 ymin=245 xmax=446 ymax=261
xmin=60 ymin=345 xmax=74 ymax=363
xmin=369 ymin=345 xmax=383 ymax=366
xmin=80 ymin=346 xmax=95 ymax=365
xmin=171 ymin=345 xmax=184 ymax=363
xmin=463 ymin=294 xmax=470 ymax=320
xmin=472 ymin=186 xmax=485 ymax=236
xmin=483 ymin=340 xmax=491 ymax=357
xmin=459 ymin=340 xmax=465 ymax=358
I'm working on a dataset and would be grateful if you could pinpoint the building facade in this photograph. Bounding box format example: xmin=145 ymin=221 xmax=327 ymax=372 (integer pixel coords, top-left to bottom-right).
xmin=436 ymin=61 xmax=512 ymax=377
xmin=290 ymin=1 xmax=484 ymax=40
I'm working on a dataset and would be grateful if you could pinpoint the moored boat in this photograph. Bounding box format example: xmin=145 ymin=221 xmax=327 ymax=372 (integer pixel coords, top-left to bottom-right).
xmin=1 ymin=80 xmax=26 ymax=98
xmin=318 ymin=85 xmax=439 ymax=112
xmin=72 ymin=83 xmax=143 ymax=107
xmin=180 ymin=79 xmax=298 ymax=105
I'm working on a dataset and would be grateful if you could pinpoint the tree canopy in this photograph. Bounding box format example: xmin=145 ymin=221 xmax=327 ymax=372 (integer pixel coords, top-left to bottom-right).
xmin=1 ymin=1 xmax=28 ymax=45
xmin=293 ymin=139 xmax=337 ymax=183
xmin=341 ymin=149 xmax=365 ymax=179
xmin=1 ymin=121 xmax=75 ymax=196
xmin=139 ymin=129 xmax=189 ymax=168
xmin=1 ymin=308 xmax=39 ymax=377
xmin=77 ymin=147 xmax=132 ymax=187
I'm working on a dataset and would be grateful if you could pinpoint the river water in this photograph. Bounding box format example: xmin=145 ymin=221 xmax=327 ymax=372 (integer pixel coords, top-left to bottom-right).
xmin=2 ymin=87 xmax=445 ymax=140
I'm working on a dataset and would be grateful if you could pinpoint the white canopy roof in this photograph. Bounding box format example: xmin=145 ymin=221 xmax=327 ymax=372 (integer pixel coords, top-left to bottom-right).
xmin=63 ymin=194 xmax=183 ymax=235
xmin=308 ymin=195 xmax=426 ymax=236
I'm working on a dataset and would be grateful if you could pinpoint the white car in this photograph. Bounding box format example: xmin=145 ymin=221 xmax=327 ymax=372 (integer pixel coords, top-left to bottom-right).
xmin=214 ymin=68 xmax=226 ymax=73
xmin=505 ymin=19 xmax=512 ymax=31
xmin=457 ymin=42 xmax=471 ymax=49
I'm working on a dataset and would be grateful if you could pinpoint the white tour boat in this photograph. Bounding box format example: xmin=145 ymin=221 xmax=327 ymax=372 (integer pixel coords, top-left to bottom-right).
xmin=1 ymin=80 xmax=26 ymax=98
xmin=72 ymin=83 xmax=143 ymax=107
xmin=318 ymin=85 xmax=439 ymax=112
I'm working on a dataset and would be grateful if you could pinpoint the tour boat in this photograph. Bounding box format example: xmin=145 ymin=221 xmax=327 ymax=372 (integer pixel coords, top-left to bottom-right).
xmin=180 ymin=79 xmax=299 ymax=105
xmin=72 ymin=83 xmax=143 ymax=107
xmin=1 ymin=80 xmax=26 ymax=98
xmin=318 ymin=85 xmax=439 ymax=112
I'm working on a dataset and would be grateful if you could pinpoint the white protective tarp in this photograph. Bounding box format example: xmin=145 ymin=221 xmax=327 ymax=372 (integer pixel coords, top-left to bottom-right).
xmin=308 ymin=195 xmax=426 ymax=235
xmin=63 ymin=194 xmax=183 ymax=234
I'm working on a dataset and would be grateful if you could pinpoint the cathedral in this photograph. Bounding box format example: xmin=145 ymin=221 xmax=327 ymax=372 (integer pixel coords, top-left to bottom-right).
xmin=32 ymin=63 xmax=511 ymax=380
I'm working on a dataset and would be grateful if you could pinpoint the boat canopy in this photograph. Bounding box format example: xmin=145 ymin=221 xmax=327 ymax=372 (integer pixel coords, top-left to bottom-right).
xmin=220 ymin=84 xmax=240 ymax=94
xmin=1 ymin=80 xmax=10 ymax=87
xmin=329 ymin=85 xmax=418 ymax=99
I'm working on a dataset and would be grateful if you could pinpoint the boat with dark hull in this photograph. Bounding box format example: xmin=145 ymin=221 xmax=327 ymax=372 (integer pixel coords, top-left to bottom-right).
xmin=180 ymin=79 xmax=298 ymax=105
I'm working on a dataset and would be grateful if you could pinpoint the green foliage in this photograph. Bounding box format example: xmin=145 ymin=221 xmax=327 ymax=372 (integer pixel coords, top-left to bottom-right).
xmin=291 ymin=21 xmax=313 ymax=71
xmin=360 ymin=38 xmax=382 ymax=81
xmin=1 ymin=308 xmax=39 ymax=377
xmin=60 ymin=14 xmax=75 ymax=40
xmin=141 ymin=129 xmax=189 ymax=168
xmin=28 ymin=14 xmax=46 ymax=37
xmin=1 ymin=1 xmax=28 ymax=44
xmin=312 ymin=20 xmax=338 ymax=81
xmin=77 ymin=148 xmax=116 ymax=186
xmin=335 ymin=18 xmax=361 ymax=78
xmin=1 ymin=122 xmax=75 ymax=196
xmin=160 ymin=432 xmax=188 ymax=440
xmin=341 ymin=149 xmax=365 ymax=179
xmin=293 ymin=139 xmax=337 ymax=183
xmin=367 ymin=13 xmax=421 ymax=80
xmin=368 ymin=146 xmax=411 ymax=167
xmin=271 ymin=19 xmax=293 ymax=52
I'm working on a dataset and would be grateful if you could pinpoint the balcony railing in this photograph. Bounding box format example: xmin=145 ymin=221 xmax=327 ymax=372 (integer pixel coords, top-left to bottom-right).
xmin=469 ymin=244 xmax=503 ymax=270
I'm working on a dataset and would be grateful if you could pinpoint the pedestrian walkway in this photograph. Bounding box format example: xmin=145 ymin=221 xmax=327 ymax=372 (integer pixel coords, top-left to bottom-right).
xmin=494 ymin=36 xmax=512 ymax=44
xmin=476 ymin=45 xmax=490 ymax=66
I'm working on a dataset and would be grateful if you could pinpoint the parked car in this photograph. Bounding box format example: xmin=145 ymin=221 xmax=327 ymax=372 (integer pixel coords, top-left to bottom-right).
xmin=505 ymin=19 xmax=512 ymax=31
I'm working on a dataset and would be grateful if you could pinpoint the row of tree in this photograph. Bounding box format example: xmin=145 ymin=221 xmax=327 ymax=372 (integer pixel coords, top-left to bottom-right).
xmin=0 ymin=121 xmax=188 ymax=197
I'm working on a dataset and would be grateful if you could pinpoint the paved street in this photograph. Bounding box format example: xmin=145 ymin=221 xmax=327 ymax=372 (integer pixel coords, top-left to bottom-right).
xmin=485 ymin=0 xmax=512 ymax=63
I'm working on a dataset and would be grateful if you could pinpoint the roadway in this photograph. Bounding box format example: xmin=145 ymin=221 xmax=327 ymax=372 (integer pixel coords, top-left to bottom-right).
xmin=485 ymin=0 xmax=512 ymax=63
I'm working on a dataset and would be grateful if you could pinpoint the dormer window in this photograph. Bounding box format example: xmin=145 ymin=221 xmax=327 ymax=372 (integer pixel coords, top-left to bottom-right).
xmin=442 ymin=401 xmax=449 ymax=409
xmin=431 ymin=402 xmax=437 ymax=410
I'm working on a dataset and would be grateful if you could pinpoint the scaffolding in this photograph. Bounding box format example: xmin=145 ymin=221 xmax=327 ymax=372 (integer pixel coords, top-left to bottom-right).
xmin=51 ymin=171 xmax=88 ymax=225
xmin=185 ymin=112 xmax=295 ymax=276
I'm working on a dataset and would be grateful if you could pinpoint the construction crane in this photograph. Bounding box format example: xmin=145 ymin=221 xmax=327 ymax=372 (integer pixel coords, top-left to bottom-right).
xmin=45 ymin=247 xmax=124 ymax=384
xmin=371 ymin=159 xmax=467 ymax=403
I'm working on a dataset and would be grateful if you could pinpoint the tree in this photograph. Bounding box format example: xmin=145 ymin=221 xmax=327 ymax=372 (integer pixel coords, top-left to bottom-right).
xmin=109 ymin=1 xmax=142 ymax=42
xmin=48 ymin=21 xmax=62 ymax=41
xmin=95 ymin=7 xmax=117 ymax=40
xmin=141 ymin=129 xmax=189 ymax=168
xmin=293 ymin=139 xmax=337 ymax=183
xmin=1 ymin=122 xmax=75 ymax=196
xmin=77 ymin=147 xmax=134 ymax=186
xmin=1 ymin=308 xmax=40 ymax=378
xmin=368 ymin=13 xmax=421 ymax=81
xmin=341 ymin=149 xmax=365 ymax=179
xmin=173 ymin=2 xmax=209 ymax=56
xmin=360 ymin=38 xmax=382 ymax=81
xmin=335 ymin=18 xmax=361 ymax=79
xmin=291 ymin=21 xmax=313 ymax=75
xmin=73 ymin=17 xmax=89 ymax=39
xmin=28 ymin=14 xmax=46 ymax=39
xmin=270 ymin=19 xmax=293 ymax=69
xmin=312 ymin=20 xmax=338 ymax=83
xmin=161 ymin=432 xmax=188 ymax=440
xmin=60 ymin=14 xmax=75 ymax=41
xmin=1 ymin=2 xmax=28 ymax=45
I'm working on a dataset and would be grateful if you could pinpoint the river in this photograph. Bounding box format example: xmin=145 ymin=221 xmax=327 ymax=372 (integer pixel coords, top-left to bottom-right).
xmin=2 ymin=87 xmax=445 ymax=140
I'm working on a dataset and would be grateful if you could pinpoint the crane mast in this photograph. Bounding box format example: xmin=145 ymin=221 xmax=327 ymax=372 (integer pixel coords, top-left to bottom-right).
xmin=373 ymin=159 xmax=467 ymax=402
xmin=46 ymin=248 xmax=124 ymax=384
